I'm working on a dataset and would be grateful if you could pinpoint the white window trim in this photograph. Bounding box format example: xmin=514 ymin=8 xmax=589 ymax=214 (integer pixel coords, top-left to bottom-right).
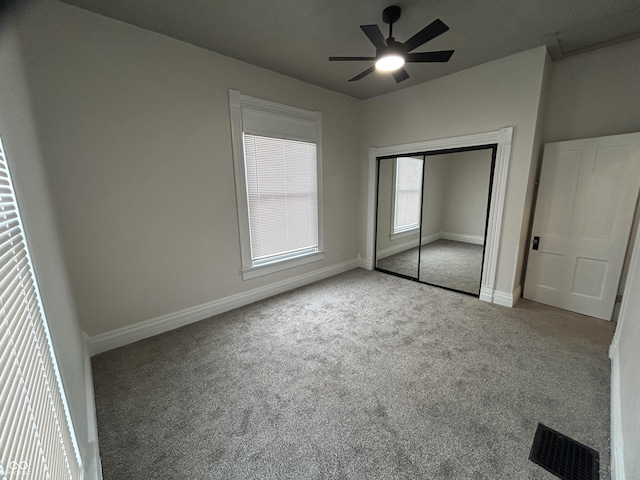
xmin=390 ymin=226 xmax=420 ymax=242
xmin=229 ymin=90 xmax=325 ymax=280
xmin=390 ymin=157 xmax=422 ymax=239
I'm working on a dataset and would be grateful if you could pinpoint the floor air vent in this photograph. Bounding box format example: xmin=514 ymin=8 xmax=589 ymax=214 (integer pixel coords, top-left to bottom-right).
xmin=529 ymin=423 xmax=599 ymax=480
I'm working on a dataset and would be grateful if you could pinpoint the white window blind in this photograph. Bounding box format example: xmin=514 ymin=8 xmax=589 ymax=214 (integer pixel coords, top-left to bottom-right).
xmin=393 ymin=157 xmax=423 ymax=234
xmin=0 ymin=136 xmax=82 ymax=480
xmin=243 ymin=134 xmax=318 ymax=261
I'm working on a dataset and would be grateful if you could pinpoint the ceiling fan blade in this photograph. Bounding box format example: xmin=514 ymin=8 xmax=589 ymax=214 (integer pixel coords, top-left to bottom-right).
xmin=360 ymin=24 xmax=387 ymax=50
xmin=329 ymin=56 xmax=377 ymax=61
xmin=349 ymin=66 xmax=376 ymax=82
xmin=405 ymin=50 xmax=454 ymax=63
xmin=392 ymin=68 xmax=410 ymax=83
xmin=402 ymin=19 xmax=449 ymax=53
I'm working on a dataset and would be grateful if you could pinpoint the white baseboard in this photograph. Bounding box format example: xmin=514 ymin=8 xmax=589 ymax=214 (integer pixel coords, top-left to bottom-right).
xmin=479 ymin=286 xmax=493 ymax=303
xmin=377 ymin=232 xmax=445 ymax=260
xmin=358 ymin=255 xmax=374 ymax=270
xmin=421 ymin=232 xmax=442 ymax=245
xmin=377 ymin=239 xmax=419 ymax=259
xmin=492 ymin=284 xmax=522 ymax=307
xmin=82 ymin=333 xmax=102 ymax=480
xmin=87 ymin=259 xmax=359 ymax=355
xmin=441 ymin=232 xmax=485 ymax=245
xmin=609 ymin=344 xmax=625 ymax=480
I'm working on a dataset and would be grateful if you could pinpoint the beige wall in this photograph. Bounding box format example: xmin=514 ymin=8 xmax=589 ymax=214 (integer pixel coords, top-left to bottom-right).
xmin=544 ymin=37 xmax=640 ymax=144
xmin=0 ymin=10 xmax=94 ymax=474
xmin=362 ymin=46 xmax=549 ymax=296
xmin=441 ymin=150 xmax=492 ymax=238
xmin=16 ymin=0 xmax=362 ymax=336
xmin=422 ymin=155 xmax=447 ymax=238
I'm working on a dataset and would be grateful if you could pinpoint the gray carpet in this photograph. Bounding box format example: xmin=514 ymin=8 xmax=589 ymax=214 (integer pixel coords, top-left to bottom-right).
xmin=376 ymin=239 xmax=484 ymax=294
xmin=93 ymin=268 xmax=614 ymax=480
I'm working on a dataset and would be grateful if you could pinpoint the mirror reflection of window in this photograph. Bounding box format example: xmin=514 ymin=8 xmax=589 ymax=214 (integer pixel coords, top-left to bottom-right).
xmin=374 ymin=147 xmax=495 ymax=297
xmin=375 ymin=157 xmax=422 ymax=279
xmin=393 ymin=157 xmax=423 ymax=235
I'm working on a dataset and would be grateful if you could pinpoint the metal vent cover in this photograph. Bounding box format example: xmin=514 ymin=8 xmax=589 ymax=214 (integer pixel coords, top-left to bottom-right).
xmin=529 ymin=423 xmax=599 ymax=480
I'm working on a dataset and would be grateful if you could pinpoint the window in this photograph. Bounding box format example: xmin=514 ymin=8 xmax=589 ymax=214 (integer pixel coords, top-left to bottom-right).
xmin=229 ymin=90 xmax=324 ymax=280
xmin=393 ymin=156 xmax=423 ymax=235
xmin=0 ymin=135 xmax=82 ymax=479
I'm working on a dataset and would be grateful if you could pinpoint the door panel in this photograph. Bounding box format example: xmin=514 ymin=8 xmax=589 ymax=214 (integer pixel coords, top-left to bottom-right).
xmin=524 ymin=133 xmax=640 ymax=320
xmin=543 ymin=149 xmax=582 ymax=238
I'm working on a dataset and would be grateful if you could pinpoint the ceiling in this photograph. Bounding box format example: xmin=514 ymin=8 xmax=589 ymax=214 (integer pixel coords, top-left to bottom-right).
xmin=59 ymin=0 xmax=640 ymax=100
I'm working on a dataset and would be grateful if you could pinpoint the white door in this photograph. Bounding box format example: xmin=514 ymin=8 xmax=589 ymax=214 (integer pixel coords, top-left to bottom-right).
xmin=524 ymin=132 xmax=640 ymax=320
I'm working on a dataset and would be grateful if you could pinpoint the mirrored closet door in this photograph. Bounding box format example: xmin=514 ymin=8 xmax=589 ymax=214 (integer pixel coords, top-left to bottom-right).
xmin=375 ymin=156 xmax=424 ymax=279
xmin=375 ymin=147 xmax=496 ymax=296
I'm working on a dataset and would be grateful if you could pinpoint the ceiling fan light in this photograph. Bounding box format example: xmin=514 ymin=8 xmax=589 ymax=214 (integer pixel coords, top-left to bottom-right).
xmin=375 ymin=54 xmax=405 ymax=71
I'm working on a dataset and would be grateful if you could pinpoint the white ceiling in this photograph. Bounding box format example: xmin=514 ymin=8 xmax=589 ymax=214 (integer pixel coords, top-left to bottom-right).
xmin=59 ymin=0 xmax=640 ymax=99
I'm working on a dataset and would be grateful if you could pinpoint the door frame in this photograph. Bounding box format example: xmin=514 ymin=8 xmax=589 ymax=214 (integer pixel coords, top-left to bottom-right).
xmin=364 ymin=127 xmax=514 ymax=304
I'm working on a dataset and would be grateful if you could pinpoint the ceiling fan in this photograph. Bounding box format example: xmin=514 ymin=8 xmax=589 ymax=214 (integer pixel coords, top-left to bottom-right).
xmin=329 ymin=5 xmax=454 ymax=83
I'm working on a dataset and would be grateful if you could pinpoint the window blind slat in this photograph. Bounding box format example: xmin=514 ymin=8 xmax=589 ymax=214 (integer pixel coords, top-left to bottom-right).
xmin=5 ymin=276 xmax=34 ymax=340
xmin=393 ymin=157 xmax=423 ymax=233
xmin=0 ymin=237 xmax=25 ymax=271
xmin=0 ymin=272 xmax=30 ymax=314
xmin=6 ymin=400 xmax=35 ymax=473
xmin=0 ymin=203 xmax=18 ymax=216
xmin=1 ymin=232 xmax=27 ymax=257
xmin=12 ymin=310 xmax=38 ymax=362
xmin=243 ymin=134 xmax=318 ymax=261
xmin=0 ymin=362 xmax=22 ymax=434
xmin=2 ymin=379 xmax=33 ymax=465
xmin=0 ymin=135 xmax=81 ymax=479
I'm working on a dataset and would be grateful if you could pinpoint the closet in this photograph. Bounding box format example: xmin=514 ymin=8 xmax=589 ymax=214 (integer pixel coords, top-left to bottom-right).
xmin=374 ymin=146 xmax=496 ymax=296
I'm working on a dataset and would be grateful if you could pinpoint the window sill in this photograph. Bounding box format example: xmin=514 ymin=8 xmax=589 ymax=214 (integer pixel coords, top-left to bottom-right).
xmin=242 ymin=250 xmax=325 ymax=280
xmin=390 ymin=227 xmax=419 ymax=242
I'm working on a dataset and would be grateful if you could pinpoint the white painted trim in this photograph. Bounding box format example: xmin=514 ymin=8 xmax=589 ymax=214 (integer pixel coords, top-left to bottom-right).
xmin=229 ymin=89 xmax=324 ymax=280
xmin=375 ymin=232 xmax=456 ymax=265
xmin=365 ymin=128 xmax=514 ymax=305
xmin=610 ymin=201 xmax=640 ymax=351
xmin=492 ymin=284 xmax=522 ymax=307
xmin=608 ymin=199 xmax=640 ymax=480
xmin=241 ymin=250 xmax=325 ymax=280
xmin=479 ymin=286 xmax=494 ymax=303
xmin=231 ymin=90 xmax=320 ymax=123
xmin=513 ymin=284 xmax=522 ymax=305
xmin=87 ymin=259 xmax=359 ymax=355
xmin=421 ymin=232 xmax=442 ymax=245
xmin=440 ymin=232 xmax=484 ymax=245
xmin=358 ymin=254 xmax=374 ymax=270
xmin=609 ymin=344 xmax=625 ymax=480
xmin=483 ymin=128 xmax=513 ymax=304
xmin=390 ymin=226 xmax=420 ymax=242
xmin=373 ymin=131 xmax=504 ymax=157
xmin=82 ymin=333 xmax=102 ymax=480
xmin=378 ymin=232 xmax=444 ymax=261
xmin=377 ymin=239 xmax=420 ymax=260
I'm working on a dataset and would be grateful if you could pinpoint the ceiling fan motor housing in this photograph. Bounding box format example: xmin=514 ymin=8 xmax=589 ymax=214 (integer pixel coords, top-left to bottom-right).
xmin=382 ymin=5 xmax=402 ymax=25
xmin=380 ymin=37 xmax=404 ymax=56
